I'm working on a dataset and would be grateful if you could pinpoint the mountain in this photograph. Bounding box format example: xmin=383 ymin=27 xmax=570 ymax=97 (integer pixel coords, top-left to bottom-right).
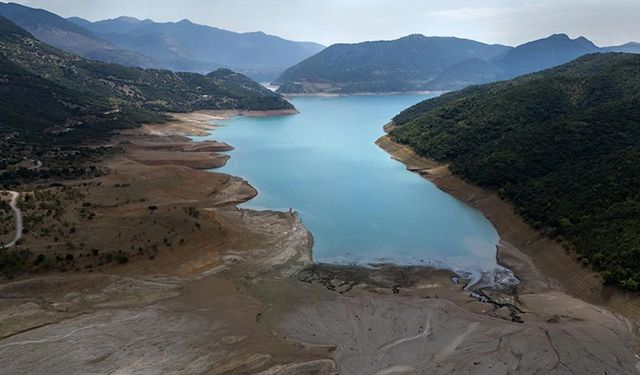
xmin=0 ymin=2 xmax=155 ymax=67
xmin=390 ymin=53 xmax=640 ymax=290
xmin=0 ymin=14 xmax=292 ymax=188
xmin=426 ymin=58 xmax=505 ymax=90
xmin=275 ymin=34 xmax=510 ymax=93
xmin=0 ymin=14 xmax=292 ymax=143
xmin=276 ymin=33 xmax=640 ymax=94
xmin=0 ymin=2 xmax=324 ymax=81
xmin=603 ymin=42 xmax=640 ymax=54
xmin=494 ymin=33 xmax=600 ymax=78
xmin=68 ymin=16 xmax=325 ymax=81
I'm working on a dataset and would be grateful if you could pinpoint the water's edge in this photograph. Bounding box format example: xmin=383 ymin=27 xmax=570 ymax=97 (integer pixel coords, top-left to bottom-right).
xmin=374 ymin=130 xmax=521 ymax=292
xmin=198 ymin=100 xmax=518 ymax=292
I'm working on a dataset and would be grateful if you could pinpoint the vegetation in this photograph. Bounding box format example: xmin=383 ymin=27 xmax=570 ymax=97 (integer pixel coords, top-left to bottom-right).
xmin=67 ymin=14 xmax=325 ymax=81
xmin=0 ymin=1 xmax=155 ymax=67
xmin=0 ymin=246 xmax=29 ymax=278
xmin=0 ymin=16 xmax=294 ymax=275
xmin=275 ymin=34 xmax=509 ymax=93
xmin=391 ymin=53 xmax=640 ymax=290
xmin=276 ymin=33 xmax=638 ymax=94
xmin=0 ymin=15 xmax=292 ymax=188
xmin=0 ymin=181 xmax=199 ymax=276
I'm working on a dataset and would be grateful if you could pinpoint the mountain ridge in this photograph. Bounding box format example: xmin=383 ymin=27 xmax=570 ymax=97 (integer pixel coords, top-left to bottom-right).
xmin=0 ymin=2 xmax=159 ymax=68
xmin=0 ymin=2 xmax=324 ymax=81
xmin=276 ymin=33 xmax=639 ymax=94
xmin=0 ymin=14 xmax=292 ymax=141
xmin=67 ymin=14 xmax=325 ymax=81
xmin=0 ymin=13 xmax=292 ymax=188
xmin=275 ymin=34 xmax=511 ymax=93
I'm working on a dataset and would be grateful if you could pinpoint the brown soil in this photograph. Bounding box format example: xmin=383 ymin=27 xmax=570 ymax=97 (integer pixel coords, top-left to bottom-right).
xmin=142 ymin=110 xmax=298 ymax=137
xmin=376 ymin=130 xmax=640 ymax=335
xmin=0 ymin=114 xmax=637 ymax=374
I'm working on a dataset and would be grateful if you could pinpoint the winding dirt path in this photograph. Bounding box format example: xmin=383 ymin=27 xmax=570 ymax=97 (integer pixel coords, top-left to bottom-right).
xmin=1 ymin=191 xmax=22 ymax=248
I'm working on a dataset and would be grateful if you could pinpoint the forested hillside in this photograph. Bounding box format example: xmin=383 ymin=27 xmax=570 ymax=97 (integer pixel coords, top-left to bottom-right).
xmin=275 ymin=35 xmax=509 ymax=93
xmin=391 ymin=53 xmax=640 ymax=289
xmin=277 ymin=33 xmax=639 ymax=94
xmin=0 ymin=15 xmax=292 ymax=187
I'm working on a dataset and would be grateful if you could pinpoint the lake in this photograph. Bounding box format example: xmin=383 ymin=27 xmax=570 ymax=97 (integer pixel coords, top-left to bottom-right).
xmin=197 ymin=95 xmax=512 ymax=282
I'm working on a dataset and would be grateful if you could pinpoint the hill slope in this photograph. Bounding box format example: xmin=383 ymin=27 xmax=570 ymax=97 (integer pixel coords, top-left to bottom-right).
xmin=494 ymin=33 xmax=600 ymax=78
xmin=0 ymin=2 xmax=155 ymax=67
xmin=68 ymin=16 xmax=325 ymax=81
xmin=276 ymin=33 xmax=640 ymax=94
xmin=390 ymin=53 xmax=640 ymax=290
xmin=0 ymin=15 xmax=292 ymax=186
xmin=275 ymin=35 xmax=510 ymax=93
xmin=604 ymin=42 xmax=640 ymax=54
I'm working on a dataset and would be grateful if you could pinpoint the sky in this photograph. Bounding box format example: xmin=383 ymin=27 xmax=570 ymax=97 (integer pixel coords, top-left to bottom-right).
xmin=9 ymin=0 xmax=640 ymax=47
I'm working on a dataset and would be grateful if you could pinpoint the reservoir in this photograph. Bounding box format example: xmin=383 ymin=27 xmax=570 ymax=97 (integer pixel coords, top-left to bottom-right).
xmin=198 ymin=95 xmax=506 ymax=278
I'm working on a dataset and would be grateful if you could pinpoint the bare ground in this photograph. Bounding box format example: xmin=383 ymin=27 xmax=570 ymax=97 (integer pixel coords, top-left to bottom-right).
xmin=0 ymin=114 xmax=638 ymax=374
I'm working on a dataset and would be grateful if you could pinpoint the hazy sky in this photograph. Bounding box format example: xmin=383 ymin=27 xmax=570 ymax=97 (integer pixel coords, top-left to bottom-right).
xmin=10 ymin=0 xmax=640 ymax=46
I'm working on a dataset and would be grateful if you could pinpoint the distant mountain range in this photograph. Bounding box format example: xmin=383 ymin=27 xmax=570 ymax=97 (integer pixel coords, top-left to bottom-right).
xmin=3 ymin=1 xmax=638 ymax=94
xmin=0 ymin=2 xmax=155 ymax=67
xmin=276 ymin=33 xmax=640 ymax=94
xmin=275 ymin=35 xmax=510 ymax=93
xmin=495 ymin=34 xmax=600 ymax=78
xmin=0 ymin=2 xmax=324 ymax=81
xmin=67 ymin=16 xmax=324 ymax=81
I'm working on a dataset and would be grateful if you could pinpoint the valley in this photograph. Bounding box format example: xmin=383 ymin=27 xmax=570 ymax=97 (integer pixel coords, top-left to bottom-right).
xmin=1 ymin=2 xmax=640 ymax=374
xmin=1 ymin=110 xmax=637 ymax=374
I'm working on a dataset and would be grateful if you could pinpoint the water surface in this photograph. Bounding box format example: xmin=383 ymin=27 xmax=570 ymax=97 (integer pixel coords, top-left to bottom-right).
xmin=198 ymin=95 xmax=505 ymax=276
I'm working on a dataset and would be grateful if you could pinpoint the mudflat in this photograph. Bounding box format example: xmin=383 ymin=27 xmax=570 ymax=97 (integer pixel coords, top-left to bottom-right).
xmin=0 ymin=113 xmax=637 ymax=374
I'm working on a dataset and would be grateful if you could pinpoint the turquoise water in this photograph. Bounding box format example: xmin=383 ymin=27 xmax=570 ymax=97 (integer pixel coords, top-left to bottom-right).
xmin=198 ymin=95 xmax=506 ymax=276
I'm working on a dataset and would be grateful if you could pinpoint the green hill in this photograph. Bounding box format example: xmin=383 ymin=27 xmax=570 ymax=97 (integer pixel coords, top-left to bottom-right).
xmin=390 ymin=53 xmax=640 ymax=290
xmin=275 ymin=35 xmax=510 ymax=93
xmin=276 ymin=33 xmax=640 ymax=94
xmin=0 ymin=15 xmax=292 ymax=186
xmin=0 ymin=15 xmax=291 ymax=135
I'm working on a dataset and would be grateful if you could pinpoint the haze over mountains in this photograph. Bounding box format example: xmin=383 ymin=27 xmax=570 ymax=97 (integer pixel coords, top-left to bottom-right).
xmin=0 ymin=2 xmax=324 ymax=81
xmin=67 ymin=16 xmax=324 ymax=81
xmin=0 ymin=14 xmax=291 ymax=143
xmin=2 ymin=1 xmax=639 ymax=94
xmin=0 ymin=1 xmax=155 ymax=68
xmin=277 ymin=33 xmax=640 ymax=94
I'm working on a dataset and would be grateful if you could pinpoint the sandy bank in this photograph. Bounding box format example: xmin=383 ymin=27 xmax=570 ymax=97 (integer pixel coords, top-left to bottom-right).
xmin=0 ymin=110 xmax=330 ymax=374
xmin=1 ymin=111 xmax=638 ymax=374
xmin=143 ymin=109 xmax=298 ymax=137
xmin=376 ymin=127 xmax=640 ymax=338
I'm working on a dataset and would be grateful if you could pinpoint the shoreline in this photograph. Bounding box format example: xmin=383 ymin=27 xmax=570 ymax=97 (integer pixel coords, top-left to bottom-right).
xmin=178 ymin=111 xmax=517 ymax=293
xmin=142 ymin=109 xmax=299 ymax=137
xmin=179 ymin=109 xmax=640 ymax=323
xmin=376 ymin=124 xmax=640 ymax=335
xmin=279 ymin=90 xmax=444 ymax=98
xmin=1 ymin=111 xmax=638 ymax=373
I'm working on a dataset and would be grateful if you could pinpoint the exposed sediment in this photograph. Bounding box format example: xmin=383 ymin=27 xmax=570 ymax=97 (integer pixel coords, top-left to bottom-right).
xmin=376 ymin=127 xmax=640 ymax=309
xmin=0 ymin=113 xmax=637 ymax=374
xmin=376 ymin=125 xmax=640 ymax=340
